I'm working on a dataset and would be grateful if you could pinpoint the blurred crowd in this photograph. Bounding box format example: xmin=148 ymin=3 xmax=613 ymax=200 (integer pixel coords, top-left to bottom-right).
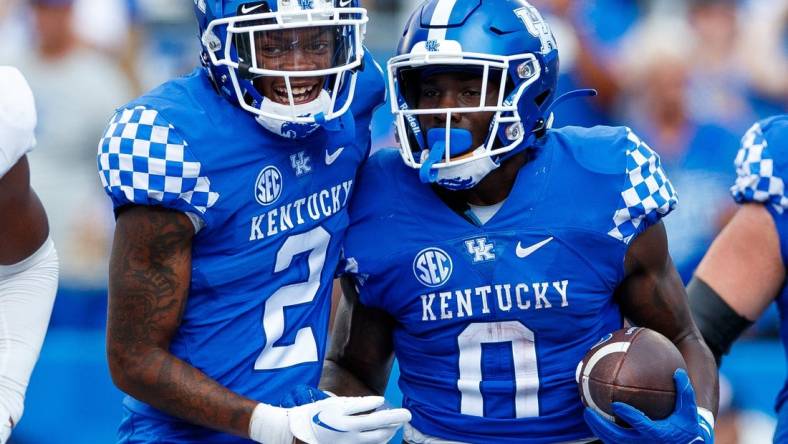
xmin=0 ymin=0 xmax=786 ymax=441
xmin=533 ymin=0 xmax=787 ymax=283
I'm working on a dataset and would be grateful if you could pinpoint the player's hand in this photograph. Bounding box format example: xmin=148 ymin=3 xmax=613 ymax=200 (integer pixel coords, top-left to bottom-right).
xmin=249 ymin=395 xmax=411 ymax=444
xmin=584 ymin=369 xmax=713 ymax=444
xmin=288 ymin=395 xmax=411 ymax=444
xmin=278 ymin=384 xmax=330 ymax=408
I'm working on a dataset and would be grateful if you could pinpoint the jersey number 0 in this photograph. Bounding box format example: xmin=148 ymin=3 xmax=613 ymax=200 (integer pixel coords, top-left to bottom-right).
xmin=457 ymin=321 xmax=540 ymax=418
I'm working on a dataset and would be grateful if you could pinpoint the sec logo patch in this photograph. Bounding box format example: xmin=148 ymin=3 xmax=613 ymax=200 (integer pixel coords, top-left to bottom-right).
xmin=255 ymin=166 xmax=282 ymax=206
xmin=413 ymin=247 xmax=453 ymax=287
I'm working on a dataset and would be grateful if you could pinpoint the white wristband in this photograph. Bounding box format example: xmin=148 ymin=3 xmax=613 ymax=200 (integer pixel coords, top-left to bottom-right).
xmin=248 ymin=403 xmax=293 ymax=444
xmin=697 ymin=406 xmax=715 ymax=430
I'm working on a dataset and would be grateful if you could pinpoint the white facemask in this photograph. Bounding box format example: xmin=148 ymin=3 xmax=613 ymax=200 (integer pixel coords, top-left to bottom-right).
xmin=255 ymin=90 xmax=333 ymax=139
xmin=421 ymin=146 xmax=500 ymax=190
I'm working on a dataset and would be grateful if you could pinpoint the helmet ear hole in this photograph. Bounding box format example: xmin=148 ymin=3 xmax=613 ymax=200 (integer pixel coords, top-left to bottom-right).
xmin=534 ymin=90 xmax=551 ymax=107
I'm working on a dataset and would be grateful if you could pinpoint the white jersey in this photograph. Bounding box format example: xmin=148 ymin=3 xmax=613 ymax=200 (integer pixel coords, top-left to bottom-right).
xmin=0 ymin=66 xmax=36 ymax=178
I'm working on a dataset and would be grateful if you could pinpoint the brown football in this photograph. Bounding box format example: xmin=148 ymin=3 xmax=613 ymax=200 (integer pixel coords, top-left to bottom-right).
xmin=576 ymin=327 xmax=687 ymax=425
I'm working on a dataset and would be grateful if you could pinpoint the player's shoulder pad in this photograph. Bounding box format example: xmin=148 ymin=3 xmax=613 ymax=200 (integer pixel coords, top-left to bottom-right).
xmin=342 ymin=149 xmax=402 ymax=290
xmin=366 ymin=146 xmax=401 ymax=170
xmin=349 ymin=147 xmax=401 ymax=215
xmin=552 ymin=125 xmax=678 ymax=244
xmin=730 ymin=114 xmax=788 ymax=213
xmin=96 ymin=106 xmax=220 ymax=220
xmin=0 ymin=66 xmax=37 ymax=178
xmin=349 ymin=50 xmax=386 ymax=118
xmin=548 ymin=125 xmax=634 ymax=174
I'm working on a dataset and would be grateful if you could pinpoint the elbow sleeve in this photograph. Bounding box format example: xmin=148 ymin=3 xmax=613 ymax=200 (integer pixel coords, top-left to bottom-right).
xmin=0 ymin=238 xmax=58 ymax=426
xmin=687 ymin=276 xmax=753 ymax=367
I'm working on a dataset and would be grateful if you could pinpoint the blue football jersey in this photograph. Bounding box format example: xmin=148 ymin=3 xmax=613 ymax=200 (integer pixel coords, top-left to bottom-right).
xmin=729 ymin=115 xmax=788 ymax=424
xmin=343 ymin=126 xmax=677 ymax=444
xmin=97 ymin=53 xmax=384 ymax=443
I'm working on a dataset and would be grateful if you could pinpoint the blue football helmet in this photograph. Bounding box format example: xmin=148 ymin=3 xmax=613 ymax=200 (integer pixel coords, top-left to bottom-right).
xmin=195 ymin=0 xmax=368 ymax=138
xmin=388 ymin=0 xmax=560 ymax=185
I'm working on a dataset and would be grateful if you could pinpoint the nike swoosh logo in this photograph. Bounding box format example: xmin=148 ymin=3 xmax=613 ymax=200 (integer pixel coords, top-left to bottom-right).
xmin=325 ymin=147 xmax=345 ymax=165
xmin=338 ymin=0 xmax=353 ymax=6
xmin=515 ymin=236 xmax=553 ymax=258
xmin=312 ymin=413 xmax=345 ymax=432
xmin=240 ymin=4 xmax=264 ymax=14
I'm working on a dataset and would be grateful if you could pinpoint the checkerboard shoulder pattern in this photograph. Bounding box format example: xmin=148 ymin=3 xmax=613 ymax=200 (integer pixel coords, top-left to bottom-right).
xmin=97 ymin=106 xmax=219 ymax=216
xmin=608 ymin=128 xmax=678 ymax=244
xmin=730 ymin=121 xmax=788 ymax=213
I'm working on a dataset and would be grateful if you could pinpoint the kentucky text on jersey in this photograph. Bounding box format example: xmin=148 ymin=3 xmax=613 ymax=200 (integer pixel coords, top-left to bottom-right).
xmin=249 ymin=180 xmax=353 ymax=241
xmin=419 ymin=280 xmax=570 ymax=321
xmin=97 ymin=48 xmax=385 ymax=442
xmin=342 ymin=125 xmax=678 ymax=443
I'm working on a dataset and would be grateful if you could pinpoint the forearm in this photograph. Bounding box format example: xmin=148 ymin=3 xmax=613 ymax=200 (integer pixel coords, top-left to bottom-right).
xmin=111 ymin=346 xmax=257 ymax=437
xmin=621 ymin=223 xmax=719 ymax=418
xmin=323 ymin=276 xmax=396 ymax=397
xmin=321 ymin=358 xmax=382 ymax=397
xmin=675 ymin=334 xmax=719 ymax=417
xmin=108 ymin=206 xmax=259 ymax=436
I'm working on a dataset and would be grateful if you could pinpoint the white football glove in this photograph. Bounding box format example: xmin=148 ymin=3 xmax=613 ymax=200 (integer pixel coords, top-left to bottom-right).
xmin=249 ymin=395 xmax=411 ymax=444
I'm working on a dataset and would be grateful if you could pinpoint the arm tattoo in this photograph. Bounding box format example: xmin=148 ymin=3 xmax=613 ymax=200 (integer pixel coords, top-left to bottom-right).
xmin=107 ymin=206 xmax=256 ymax=437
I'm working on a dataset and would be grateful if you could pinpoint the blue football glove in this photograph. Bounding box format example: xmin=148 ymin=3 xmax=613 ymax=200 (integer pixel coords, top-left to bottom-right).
xmin=584 ymin=368 xmax=714 ymax=444
xmin=278 ymin=384 xmax=330 ymax=408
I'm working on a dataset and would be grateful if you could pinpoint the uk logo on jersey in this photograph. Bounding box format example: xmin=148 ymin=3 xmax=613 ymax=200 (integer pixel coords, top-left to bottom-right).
xmin=413 ymin=247 xmax=453 ymax=287
xmin=255 ymin=165 xmax=283 ymax=206
xmin=465 ymin=237 xmax=495 ymax=263
xmin=290 ymin=151 xmax=312 ymax=177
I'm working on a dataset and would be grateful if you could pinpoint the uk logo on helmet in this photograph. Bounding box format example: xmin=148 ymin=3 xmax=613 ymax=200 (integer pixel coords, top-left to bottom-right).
xmin=425 ymin=40 xmax=440 ymax=52
xmin=514 ymin=4 xmax=556 ymax=54
xmin=255 ymin=166 xmax=283 ymax=206
xmin=413 ymin=247 xmax=453 ymax=287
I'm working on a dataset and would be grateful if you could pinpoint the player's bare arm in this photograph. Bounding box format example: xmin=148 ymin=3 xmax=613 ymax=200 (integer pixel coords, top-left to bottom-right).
xmin=322 ymin=276 xmax=396 ymax=397
xmin=0 ymin=157 xmax=48 ymax=265
xmin=107 ymin=205 xmax=257 ymax=437
xmin=0 ymin=66 xmax=58 ymax=444
xmin=694 ymin=203 xmax=785 ymax=320
xmin=616 ymin=221 xmax=719 ymax=416
xmin=689 ymin=203 xmax=785 ymax=366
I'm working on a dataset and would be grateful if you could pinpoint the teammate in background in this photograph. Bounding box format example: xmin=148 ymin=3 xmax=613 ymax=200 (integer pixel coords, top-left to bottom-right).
xmin=689 ymin=114 xmax=788 ymax=442
xmin=322 ymin=1 xmax=718 ymax=443
xmin=97 ymin=1 xmax=409 ymax=443
xmin=0 ymin=66 xmax=58 ymax=444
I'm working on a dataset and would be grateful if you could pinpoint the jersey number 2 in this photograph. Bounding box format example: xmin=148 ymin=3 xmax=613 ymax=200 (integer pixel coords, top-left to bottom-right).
xmin=457 ymin=321 xmax=540 ymax=418
xmin=255 ymin=226 xmax=330 ymax=370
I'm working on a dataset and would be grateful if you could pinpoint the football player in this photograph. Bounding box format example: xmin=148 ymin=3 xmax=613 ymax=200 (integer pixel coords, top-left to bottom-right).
xmin=0 ymin=67 xmax=58 ymax=444
xmin=97 ymin=1 xmax=409 ymax=443
xmin=689 ymin=114 xmax=788 ymax=441
xmin=322 ymin=1 xmax=718 ymax=443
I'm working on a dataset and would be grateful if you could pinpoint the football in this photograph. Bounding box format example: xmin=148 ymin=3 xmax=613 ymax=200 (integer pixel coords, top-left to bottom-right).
xmin=576 ymin=327 xmax=687 ymax=424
